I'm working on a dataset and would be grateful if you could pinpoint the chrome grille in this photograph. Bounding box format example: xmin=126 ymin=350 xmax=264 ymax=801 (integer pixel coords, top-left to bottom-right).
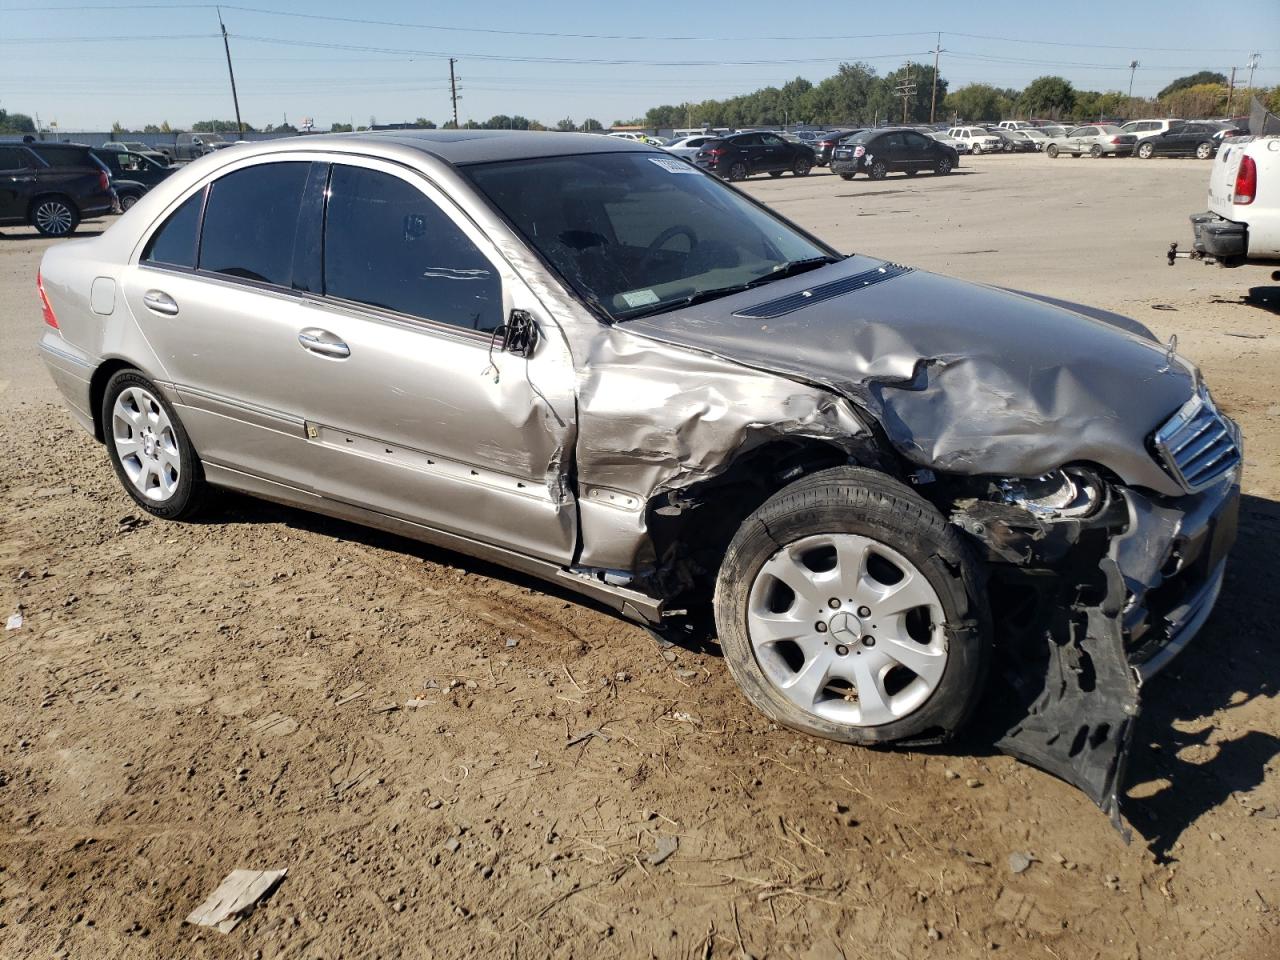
xmin=1153 ymin=390 xmax=1241 ymax=492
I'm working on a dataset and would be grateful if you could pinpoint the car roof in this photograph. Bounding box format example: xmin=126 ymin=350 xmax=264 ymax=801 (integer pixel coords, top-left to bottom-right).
xmin=247 ymin=129 xmax=656 ymax=165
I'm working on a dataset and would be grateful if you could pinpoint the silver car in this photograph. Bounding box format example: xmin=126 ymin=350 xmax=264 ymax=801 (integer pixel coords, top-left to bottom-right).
xmin=1044 ymin=124 xmax=1138 ymax=158
xmin=37 ymin=131 xmax=1240 ymax=829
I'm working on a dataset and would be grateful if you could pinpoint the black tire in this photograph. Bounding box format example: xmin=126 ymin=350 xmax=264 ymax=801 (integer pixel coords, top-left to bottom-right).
xmin=1046 ymin=144 xmax=1059 ymax=158
xmin=867 ymin=160 xmax=888 ymax=181
xmin=119 ymin=193 xmax=141 ymax=212
xmin=935 ymin=156 xmax=954 ymax=175
xmin=31 ymin=196 xmax=79 ymax=237
xmin=769 ymin=170 xmax=784 ymax=178
xmin=905 ymin=167 xmax=919 ymax=177
xmin=793 ymin=156 xmax=812 ymax=176
xmin=727 ymin=161 xmax=748 ymax=182
xmin=971 ymin=143 xmax=983 ymax=156
xmin=1090 ymin=144 xmax=1103 ymax=158
xmin=714 ymin=467 xmax=990 ymax=745
xmin=1137 ymin=141 xmax=1155 ymax=159
xmin=1195 ymin=141 xmax=1213 ymax=160
xmin=101 ymin=369 xmax=209 ymax=520
xmin=839 ymin=173 xmax=855 ymax=181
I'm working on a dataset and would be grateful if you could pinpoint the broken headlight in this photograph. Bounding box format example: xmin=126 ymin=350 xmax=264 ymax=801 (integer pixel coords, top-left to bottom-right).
xmin=996 ymin=468 xmax=1103 ymax=519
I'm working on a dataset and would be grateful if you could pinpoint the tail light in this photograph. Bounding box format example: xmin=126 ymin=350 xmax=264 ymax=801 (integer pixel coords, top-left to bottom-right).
xmin=99 ymin=170 xmax=110 ymax=192
xmin=708 ymin=147 xmax=725 ymax=159
xmin=853 ymin=145 xmax=866 ymax=158
xmin=1110 ymin=136 xmax=1122 ymax=144
xmin=37 ymin=270 xmax=58 ymax=329
xmin=1233 ymin=155 xmax=1257 ymax=205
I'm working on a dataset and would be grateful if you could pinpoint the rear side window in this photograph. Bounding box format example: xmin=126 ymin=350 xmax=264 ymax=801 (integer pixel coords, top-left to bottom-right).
xmin=142 ymin=189 xmax=205 ymax=268
xmin=323 ymin=164 xmax=502 ymax=333
xmin=198 ymin=162 xmax=309 ymax=286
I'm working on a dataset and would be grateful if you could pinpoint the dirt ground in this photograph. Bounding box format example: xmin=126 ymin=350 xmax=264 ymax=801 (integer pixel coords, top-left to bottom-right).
xmin=1 ymin=152 xmax=1278 ymax=960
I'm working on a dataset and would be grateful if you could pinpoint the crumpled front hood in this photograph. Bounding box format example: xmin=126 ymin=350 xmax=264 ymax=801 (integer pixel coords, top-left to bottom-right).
xmin=623 ymin=255 xmax=1195 ymax=496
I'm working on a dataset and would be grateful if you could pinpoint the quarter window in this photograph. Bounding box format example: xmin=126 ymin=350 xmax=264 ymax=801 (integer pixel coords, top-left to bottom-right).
xmin=198 ymin=162 xmax=309 ymax=287
xmin=142 ymin=189 xmax=205 ymax=269
xmin=323 ymin=164 xmax=502 ymax=333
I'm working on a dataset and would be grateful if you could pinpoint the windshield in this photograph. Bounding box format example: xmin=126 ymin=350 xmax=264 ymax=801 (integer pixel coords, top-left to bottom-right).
xmin=465 ymin=152 xmax=834 ymax=321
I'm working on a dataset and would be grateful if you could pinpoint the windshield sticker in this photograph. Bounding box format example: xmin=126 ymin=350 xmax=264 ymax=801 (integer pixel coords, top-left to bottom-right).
xmin=620 ymin=288 xmax=660 ymax=308
xmin=648 ymin=157 xmax=700 ymax=174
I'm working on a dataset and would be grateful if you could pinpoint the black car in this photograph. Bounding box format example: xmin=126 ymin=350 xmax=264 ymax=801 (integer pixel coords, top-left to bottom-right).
xmin=1133 ymin=122 xmax=1221 ymax=160
xmin=694 ymin=132 xmax=815 ymax=181
xmin=92 ymin=148 xmax=176 ymax=190
xmin=0 ymin=141 xmax=114 ymax=236
xmin=830 ymin=128 xmax=959 ymax=180
xmin=813 ymin=128 xmax=864 ymax=166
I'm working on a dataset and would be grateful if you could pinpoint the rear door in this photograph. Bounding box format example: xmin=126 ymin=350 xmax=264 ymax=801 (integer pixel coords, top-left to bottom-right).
xmin=878 ymin=132 xmax=908 ymax=170
xmin=0 ymin=146 xmax=37 ymax=222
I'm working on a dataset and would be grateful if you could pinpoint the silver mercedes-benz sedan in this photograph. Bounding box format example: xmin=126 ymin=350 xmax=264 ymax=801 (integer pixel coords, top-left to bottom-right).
xmin=36 ymin=130 xmax=1239 ymax=831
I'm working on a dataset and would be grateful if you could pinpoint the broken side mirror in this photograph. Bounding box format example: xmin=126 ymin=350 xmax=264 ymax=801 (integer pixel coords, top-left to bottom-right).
xmin=502 ymin=309 xmax=539 ymax=358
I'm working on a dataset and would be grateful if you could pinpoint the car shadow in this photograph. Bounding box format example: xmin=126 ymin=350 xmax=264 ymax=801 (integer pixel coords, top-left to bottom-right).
xmin=1122 ymin=492 xmax=1280 ymax=858
xmin=0 ymin=228 xmax=105 ymax=240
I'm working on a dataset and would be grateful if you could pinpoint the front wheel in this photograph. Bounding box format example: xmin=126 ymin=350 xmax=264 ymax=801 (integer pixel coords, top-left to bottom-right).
xmin=727 ymin=161 xmax=748 ymax=182
xmin=1195 ymin=141 xmax=1213 ymax=160
xmin=905 ymin=167 xmax=919 ymax=177
xmin=769 ymin=171 xmax=784 ymax=178
xmin=839 ymin=173 xmax=855 ymax=181
xmin=715 ymin=467 xmax=989 ymax=745
xmin=32 ymin=197 xmax=79 ymax=237
xmin=1090 ymin=144 xmax=1103 ymax=158
xmin=101 ymin=370 xmax=209 ymax=520
xmin=793 ymin=157 xmax=812 ymax=176
xmin=1137 ymin=141 xmax=1155 ymax=159
xmin=935 ymin=157 xmax=953 ymax=175
xmin=971 ymin=143 xmax=983 ymax=155
xmin=1046 ymin=144 xmax=1059 ymax=158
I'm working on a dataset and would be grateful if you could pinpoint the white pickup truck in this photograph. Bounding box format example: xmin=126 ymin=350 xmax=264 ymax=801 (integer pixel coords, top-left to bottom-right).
xmin=1175 ymin=129 xmax=1279 ymax=271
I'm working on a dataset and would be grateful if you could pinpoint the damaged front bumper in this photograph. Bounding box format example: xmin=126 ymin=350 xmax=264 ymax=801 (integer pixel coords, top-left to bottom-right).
xmin=956 ymin=470 xmax=1240 ymax=837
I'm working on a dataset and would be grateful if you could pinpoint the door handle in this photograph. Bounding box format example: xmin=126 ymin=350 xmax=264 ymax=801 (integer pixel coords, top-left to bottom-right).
xmin=142 ymin=289 xmax=179 ymax=316
xmin=298 ymin=328 xmax=350 ymax=359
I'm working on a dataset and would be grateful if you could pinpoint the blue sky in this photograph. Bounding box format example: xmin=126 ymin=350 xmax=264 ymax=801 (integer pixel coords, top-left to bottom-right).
xmin=1 ymin=0 xmax=1277 ymax=130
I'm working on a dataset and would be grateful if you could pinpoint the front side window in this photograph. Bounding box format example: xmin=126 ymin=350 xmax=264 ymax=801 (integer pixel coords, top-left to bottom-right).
xmin=198 ymin=162 xmax=309 ymax=286
xmin=323 ymin=164 xmax=502 ymax=333
xmin=142 ymin=189 xmax=205 ymax=268
xmin=0 ymin=146 xmax=33 ymax=171
xmin=465 ymin=152 xmax=832 ymax=322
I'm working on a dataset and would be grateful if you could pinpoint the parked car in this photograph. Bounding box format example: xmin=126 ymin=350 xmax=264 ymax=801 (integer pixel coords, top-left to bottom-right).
xmin=109 ymin=178 xmax=149 ymax=212
xmin=175 ymin=132 xmax=229 ymax=161
xmin=1038 ymin=124 xmax=1070 ymax=139
xmin=1134 ymin=122 xmax=1221 ymax=160
xmin=34 ymin=130 xmax=1240 ymax=828
xmin=99 ymin=140 xmax=172 ymax=166
xmin=662 ymin=135 xmax=720 ymax=160
xmin=1177 ymin=131 xmax=1277 ymax=268
xmin=92 ymin=149 xmax=176 ymax=189
xmin=1044 ymin=125 xmax=1137 ymax=158
xmin=982 ymin=128 xmax=1023 ymax=153
xmin=0 ymin=140 xmax=114 ymax=236
xmin=1008 ymin=129 xmax=1050 ymax=151
xmin=997 ymin=120 xmax=1035 ymax=131
xmin=830 ymin=128 xmax=959 ymax=180
xmin=1121 ymin=119 xmax=1184 ymax=142
xmin=813 ymin=129 xmax=863 ymax=166
xmin=946 ymin=126 xmax=1004 ymax=155
xmin=694 ymin=132 xmax=815 ymax=180
xmin=929 ymin=131 xmax=968 ymax=154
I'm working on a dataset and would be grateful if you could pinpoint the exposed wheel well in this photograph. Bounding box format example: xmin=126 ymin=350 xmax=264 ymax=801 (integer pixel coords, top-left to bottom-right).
xmin=641 ymin=436 xmax=896 ymax=609
xmin=88 ymin=359 xmax=136 ymax=442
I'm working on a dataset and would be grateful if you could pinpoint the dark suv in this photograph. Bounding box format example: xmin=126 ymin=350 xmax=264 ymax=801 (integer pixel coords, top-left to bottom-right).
xmin=0 ymin=141 xmax=114 ymax=236
xmin=694 ymin=132 xmax=815 ymax=181
xmin=830 ymin=128 xmax=959 ymax=180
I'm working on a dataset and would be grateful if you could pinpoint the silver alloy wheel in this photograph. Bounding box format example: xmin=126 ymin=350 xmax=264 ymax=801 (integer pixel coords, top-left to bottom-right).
xmin=34 ymin=200 xmax=73 ymax=235
xmin=746 ymin=533 xmax=948 ymax=727
xmin=111 ymin=386 xmax=180 ymax=502
xmin=1195 ymin=142 xmax=1212 ymax=160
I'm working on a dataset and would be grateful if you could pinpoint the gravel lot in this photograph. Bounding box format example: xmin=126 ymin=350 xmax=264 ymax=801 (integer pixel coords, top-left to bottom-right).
xmin=1 ymin=152 xmax=1278 ymax=960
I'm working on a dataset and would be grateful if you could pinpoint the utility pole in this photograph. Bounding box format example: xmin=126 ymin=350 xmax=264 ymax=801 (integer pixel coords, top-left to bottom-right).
xmin=1127 ymin=60 xmax=1139 ymax=100
xmin=449 ymin=58 xmax=460 ymax=128
xmin=217 ymin=7 xmax=244 ymax=136
xmin=1245 ymin=53 xmax=1261 ymax=101
xmin=930 ymin=33 xmax=942 ymax=124
xmin=1226 ymin=65 xmax=1237 ymax=116
xmin=894 ymin=63 xmax=916 ymax=125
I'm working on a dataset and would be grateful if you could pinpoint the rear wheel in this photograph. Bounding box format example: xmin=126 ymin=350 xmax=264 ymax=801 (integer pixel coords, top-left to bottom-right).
xmin=119 ymin=193 xmax=141 ymax=211
xmin=793 ymin=156 xmax=812 ymax=176
xmin=1046 ymin=144 xmax=1059 ymax=158
xmin=714 ymin=467 xmax=989 ymax=745
xmin=101 ymin=370 xmax=208 ymax=520
xmin=971 ymin=143 xmax=983 ymax=155
xmin=1195 ymin=141 xmax=1213 ymax=160
xmin=727 ymin=161 xmax=748 ymax=182
xmin=867 ymin=160 xmax=888 ymax=181
xmin=1137 ymin=141 xmax=1155 ymax=159
xmin=31 ymin=196 xmax=78 ymax=237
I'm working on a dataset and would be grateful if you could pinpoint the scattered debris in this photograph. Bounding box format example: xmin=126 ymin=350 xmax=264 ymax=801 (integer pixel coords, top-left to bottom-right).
xmin=403 ymin=698 xmax=434 ymax=709
xmin=1224 ymin=332 xmax=1265 ymax=339
xmin=1209 ymin=831 xmax=1225 ymax=842
xmin=1151 ymin=304 xmax=1178 ymax=311
xmin=1008 ymin=851 xmax=1035 ymax=874
xmin=647 ymin=835 xmax=679 ymax=867
xmin=965 ymin=778 xmax=982 ymax=788
xmin=248 ymin=712 xmax=298 ymax=738
xmin=943 ymin=768 xmax=959 ymax=780
xmin=372 ymin=703 xmax=399 ymax=714
xmin=185 ymin=868 xmax=287 ymax=933
xmin=444 ymin=836 xmax=461 ymax=853
xmin=335 ymin=683 xmax=367 ymax=707
xmin=117 ymin=514 xmax=144 ymax=531
xmin=505 ymin=637 xmax=519 ymax=648
xmin=5 ymin=611 xmax=23 ymax=631
xmin=674 ymin=669 xmax=698 ymax=681
xmin=668 ymin=711 xmax=701 ymax=725
xmin=565 ymin=728 xmax=610 ymax=748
